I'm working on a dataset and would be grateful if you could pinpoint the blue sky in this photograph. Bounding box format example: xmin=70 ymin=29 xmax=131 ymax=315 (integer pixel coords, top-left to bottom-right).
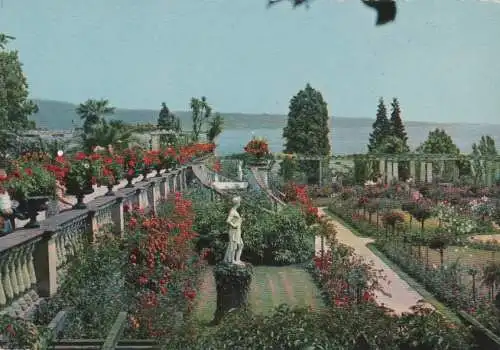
xmin=1 ymin=0 xmax=499 ymax=123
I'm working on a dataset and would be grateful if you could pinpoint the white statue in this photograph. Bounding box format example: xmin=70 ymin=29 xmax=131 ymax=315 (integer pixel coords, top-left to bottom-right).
xmin=224 ymin=196 xmax=244 ymax=265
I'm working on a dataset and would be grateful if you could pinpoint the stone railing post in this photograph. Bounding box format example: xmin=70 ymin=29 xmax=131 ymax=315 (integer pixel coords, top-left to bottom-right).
xmin=34 ymin=230 xmax=58 ymax=297
xmin=160 ymin=176 xmax=168 ymax=200
xmin=87 ymin=207 xmax=98 ymax=243
xmin=135 ymin=188 xmax=146 ymax=209
xmin=111 ymin=196 xmax=125 ymax=238
xmin=151 ymin=182 xmax=159 ymax=215
xmin=420 ymin=162 xmax=426 ymax=183
xmin=426 ymin=162 xmax=433 ymax=183
xmin=173 ymin=173 xmax=178 ymax=192
xmin=183 ymin=167 xmax=188 ymax=189
xmin=169 ymin=173 xmax=175 ymax=193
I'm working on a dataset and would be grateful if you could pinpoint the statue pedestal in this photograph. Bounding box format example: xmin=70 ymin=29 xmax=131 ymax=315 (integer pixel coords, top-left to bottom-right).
xmin=211 ymin=262 xmax=253 ymax=325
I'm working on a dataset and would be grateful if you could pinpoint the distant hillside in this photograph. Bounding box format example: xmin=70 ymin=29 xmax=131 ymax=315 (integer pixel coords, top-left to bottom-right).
xmin=30 ymin=99 xmax=293 ymax=131
xmin=29 ymin=99 xmax=452 ymax=132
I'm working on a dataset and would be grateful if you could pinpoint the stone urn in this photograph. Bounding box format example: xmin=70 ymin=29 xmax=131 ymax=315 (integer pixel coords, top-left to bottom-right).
xmin=67 ymin=185 xmax=94 ymax=210
xmin=23 ymin=196 xmax=50 ymax=228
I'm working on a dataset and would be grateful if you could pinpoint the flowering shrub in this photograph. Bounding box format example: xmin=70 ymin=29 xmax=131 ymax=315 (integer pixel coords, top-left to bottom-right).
xmin=51 ymin=152 xmax=101 ymax=194
xmin=470 ymin=196 xmax=496 ymax=220
xmin=282 ymin=182 xmax=319 ymax=225
xmin=99 ymin=154 xmax=124 ymax=186
xmin=125 ymin=193 xmax=207 ymax=339
xmin=381 ymin=211 xmax=405 ymax=232
xmin=434 ymin=201 xmax=476 ymax=236
xmin=3 ymin=161 xmax=56 ymax=200
xmin=243 ymin=137 xmax=270 ymax=159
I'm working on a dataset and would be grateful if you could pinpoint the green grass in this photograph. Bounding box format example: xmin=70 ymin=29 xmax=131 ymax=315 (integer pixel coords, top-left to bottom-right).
xmin=194 ymin=265 xmax=324 ymax=323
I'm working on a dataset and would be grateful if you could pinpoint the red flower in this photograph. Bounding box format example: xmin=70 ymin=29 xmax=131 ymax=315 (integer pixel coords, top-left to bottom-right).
xmin=75 ymin=152 xmax=86 ymax=161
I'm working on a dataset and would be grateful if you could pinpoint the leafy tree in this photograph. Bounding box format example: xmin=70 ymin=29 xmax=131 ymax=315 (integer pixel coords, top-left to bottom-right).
xmin=0 ymin=33 xmax=38 ymax=162
xmin=206 ymin=113 xmax=224 ymax=143
xmin=417 ymin=129 xmax=464 ymax=180
xmin=283 ymin=83 xmax=330 ymax=156
xmin=471 ymin=135 xmax=497 ymax=185
xmin=367 ymin=98 xmax=391 ymax=153
xmin=416 ymin=129 xmax=459 ymax=155
xmin=190 ymin=96 xmax=212 ymax=142
xmin=389 ymin=98 xmax=409 ymax=152
xmin=75 ymin=99 xmax=115 ymax=134
xmin=473 ymin=135 xmax=497 ymax=157
xmin=157 ymin=102 xmax=180 ymax=132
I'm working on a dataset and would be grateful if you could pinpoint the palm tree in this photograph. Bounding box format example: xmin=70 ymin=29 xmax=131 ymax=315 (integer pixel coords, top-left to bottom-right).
xmin=76 ymin=99 xmax=115 ymax=134
xmin=0 ymin=33 xmax=15 ymax=50
xmin=80 ymin=119 xmax=134 ymax=153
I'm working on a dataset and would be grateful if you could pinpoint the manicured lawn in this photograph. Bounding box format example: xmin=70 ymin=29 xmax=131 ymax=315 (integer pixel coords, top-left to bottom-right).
xmin=194 ymin=265 xmax=324 ymax=323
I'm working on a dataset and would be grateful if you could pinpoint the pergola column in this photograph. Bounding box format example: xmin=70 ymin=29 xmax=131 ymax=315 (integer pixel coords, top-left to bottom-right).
xmin=392 ymin=161 xmax=399 ymax=182
xmin=386 ymin=160 xmax=393 ymax=183
xmin=426 ymin=162 xmax=433 ymax=183
xmin=379 ymin=159 xmax=386 ymax=183
xmin=419 ymin=162 xmax=425 ymax=183
xmin=409 ymin=161 xmax=416 ymax=180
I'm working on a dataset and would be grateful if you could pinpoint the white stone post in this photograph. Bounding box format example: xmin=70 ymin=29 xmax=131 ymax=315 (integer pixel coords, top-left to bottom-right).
xmin=379 ymin=159 xmax=385 ymax=184
xmin=160 ymin=176 xmax=168 ymax=199
xmin=392 ymin=161 xmax=399 ymax=182
xmin=34 ymin=231 xmax=58 ymax=297
xmin=386 ymin=160 xmax=393 ymax=183
xmin=409 ymin=161 xmax=416 ymax=180
xmin=426 ymin=162 xmax=433 ymax=183
xmin=111 ymin=196 xmax=125 ymax=237
xmin=420 ymin=162 xmax=426 ymax=183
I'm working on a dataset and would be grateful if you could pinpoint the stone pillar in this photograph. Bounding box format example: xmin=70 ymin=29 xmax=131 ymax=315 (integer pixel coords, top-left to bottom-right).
xmin=34 ymin=230 xmax=58 ymax=297
xmin=379 ymin=159 xmax=385 ymax=183
xmin=169 ymin=174 xmax=175 ymax=193
xmin=386 ymin=160 xmax=393 ymax=183
xmin=420 ymin=162 xmax=426 ymax=183
xmin=135 ymin=188 xmax=146 ymax=209
xmin=87 ymin=207 xmax=98 ymax=243
xmin=486 ymin=161 xmax=493 ymax=187
xmin=160 ymin=177 xmax=168 ymax=199
xmin=111 ymin=196 xmax=125 ymax=237
xmin=151 ymin=182 xmax=159 ymax=215
xmin=151 ymin=134 xmax=160 ymax=151
xmin=212 ymin=263 xmax=253 ymax=325
xmin=426 ymin=162 xmax=433 ymax=183
xmin=409 ymin=161 xmax=416 ymax=180
xmin=392 ymin=161 xmax=399 ymax=182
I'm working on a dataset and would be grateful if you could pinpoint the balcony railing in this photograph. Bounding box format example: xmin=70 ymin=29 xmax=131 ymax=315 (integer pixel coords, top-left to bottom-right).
xmin=0 ymin=160 xmax=204 ymax=317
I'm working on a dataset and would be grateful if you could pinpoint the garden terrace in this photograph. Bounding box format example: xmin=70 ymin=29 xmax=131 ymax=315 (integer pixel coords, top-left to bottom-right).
xmin=0 ymin=160 xmax=205 ymax=318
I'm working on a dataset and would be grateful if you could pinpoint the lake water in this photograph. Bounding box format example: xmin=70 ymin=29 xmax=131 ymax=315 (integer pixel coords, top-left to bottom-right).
xmin=216 ymin=123 xmax=500 ymax=156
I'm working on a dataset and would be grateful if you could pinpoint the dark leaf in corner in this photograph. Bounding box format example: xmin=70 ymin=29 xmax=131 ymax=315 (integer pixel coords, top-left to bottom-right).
xmin=362 ymin=0 xmax=397 ymax=26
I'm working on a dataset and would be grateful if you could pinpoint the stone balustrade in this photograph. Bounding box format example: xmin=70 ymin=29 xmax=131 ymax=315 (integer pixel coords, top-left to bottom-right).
xmin=0 ymin=164 xmax=195 ymax=317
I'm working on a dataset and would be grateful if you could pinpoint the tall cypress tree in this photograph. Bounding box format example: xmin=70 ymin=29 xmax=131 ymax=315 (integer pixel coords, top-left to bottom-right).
xmin=390 ymin=98 xmax=409 ymax=152
xmin=367 ymin=97 xmax=391 ymax=153
xmin=283 ymin=83 xmax=331 ymax=156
